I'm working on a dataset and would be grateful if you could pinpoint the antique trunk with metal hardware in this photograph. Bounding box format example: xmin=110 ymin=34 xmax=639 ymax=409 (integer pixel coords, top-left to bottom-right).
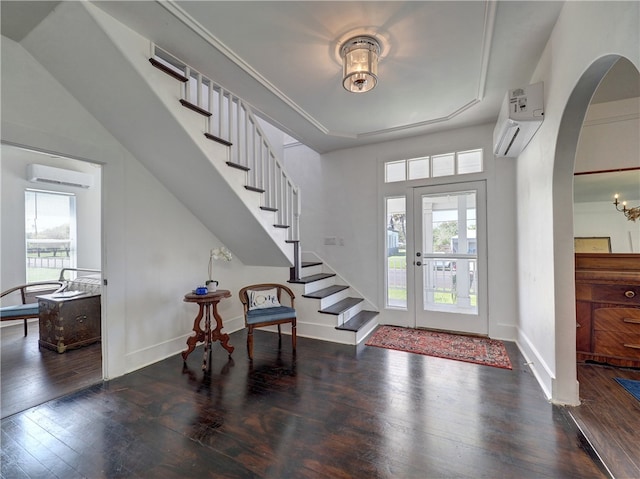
xmin=575 ymin=254 xmax=640 ymax=368
xmin=37 ymin=293 xmax=101 ymax=353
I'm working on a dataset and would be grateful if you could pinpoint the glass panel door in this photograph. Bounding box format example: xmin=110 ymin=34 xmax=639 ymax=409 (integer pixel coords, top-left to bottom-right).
xmin=413 ymin=182 xmax=487 ymax=334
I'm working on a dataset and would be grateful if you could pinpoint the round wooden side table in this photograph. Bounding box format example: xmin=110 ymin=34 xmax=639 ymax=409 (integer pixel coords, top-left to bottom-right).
xmin=182 ymin=289 xmax=234 ymax=370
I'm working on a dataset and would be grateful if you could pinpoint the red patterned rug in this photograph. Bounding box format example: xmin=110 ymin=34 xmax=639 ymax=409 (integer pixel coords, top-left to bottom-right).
xmin=366 ymin=326 xmax=512 ymax=370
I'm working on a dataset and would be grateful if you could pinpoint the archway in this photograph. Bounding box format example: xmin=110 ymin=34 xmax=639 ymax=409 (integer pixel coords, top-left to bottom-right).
xmin=552 ymin=54 xmax=638 ymax=403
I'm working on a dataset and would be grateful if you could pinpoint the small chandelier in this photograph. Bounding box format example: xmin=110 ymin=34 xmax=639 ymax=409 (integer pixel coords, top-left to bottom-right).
xmin=340 ymin=36 xmax=381 ymax=93
xmin=613 ymin=194 xmax=640 ymax=221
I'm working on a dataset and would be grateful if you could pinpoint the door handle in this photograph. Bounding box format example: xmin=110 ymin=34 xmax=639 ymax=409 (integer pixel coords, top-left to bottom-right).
xmin=416 ymin=252 xmax=422 ymax=257
xmin=416 ymin=261 xmax=422 ymax=266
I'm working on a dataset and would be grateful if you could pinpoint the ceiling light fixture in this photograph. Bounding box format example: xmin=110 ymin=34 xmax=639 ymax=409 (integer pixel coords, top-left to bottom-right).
xmin=613 ymin=194 xmax=640 ymax=221
xmin=340 ymin=35 xmax=381 ymax=93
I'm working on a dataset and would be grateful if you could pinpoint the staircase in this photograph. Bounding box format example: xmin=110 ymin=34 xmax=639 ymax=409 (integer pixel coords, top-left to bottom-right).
xmin=287 ymin=254 xmax=378 ymax=344
xmin=24 ymin=1 xmax=378 ymax=344
xmin=149 ymin=45 xmax=301 ymax=258
xmin=149 ymin=46 xmax=378 ymax=344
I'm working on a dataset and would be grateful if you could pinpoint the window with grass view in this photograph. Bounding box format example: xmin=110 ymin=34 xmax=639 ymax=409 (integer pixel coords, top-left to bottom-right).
xmin=386 ymin=197 xmax=407 ymax=308
xmin=25 ymin=190 xmax=76 ymax=282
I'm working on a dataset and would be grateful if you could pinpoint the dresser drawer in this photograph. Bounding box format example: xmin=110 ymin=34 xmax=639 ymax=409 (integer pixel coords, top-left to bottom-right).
xmin=594 ymin=307 xmax=640 ymax=333
xmin=592 ymin=284 xmax=640 ymax=305
xmin=593 ymin=331 xmax=640 ymax=359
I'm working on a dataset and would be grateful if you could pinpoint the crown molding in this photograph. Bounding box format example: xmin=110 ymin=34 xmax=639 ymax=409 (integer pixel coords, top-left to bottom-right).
xmin=157 ymin=0 xmax=329 ymax=134
xmin=158 ymin=0 xmax=496 ymax=142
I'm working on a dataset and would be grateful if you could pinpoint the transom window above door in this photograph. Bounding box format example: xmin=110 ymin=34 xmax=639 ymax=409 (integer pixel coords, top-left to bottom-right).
xmin=384 ymin=149 xmax=483 ymax=183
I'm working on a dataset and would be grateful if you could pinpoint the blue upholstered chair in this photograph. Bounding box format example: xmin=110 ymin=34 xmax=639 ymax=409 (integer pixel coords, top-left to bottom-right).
xmin=238 ymin=283 xmax=297 ymax=360
xmin=1 ymin=281 xmax=65 ymax=336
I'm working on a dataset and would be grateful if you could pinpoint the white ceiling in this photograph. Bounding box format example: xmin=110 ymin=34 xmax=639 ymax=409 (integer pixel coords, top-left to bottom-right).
xmin=1 ymin=1 xmax=637 ymax=202
xmin=2 ymin=1 xmax=638 ymax=154
xmin=87 ymin=0 xmax=566 ymax=153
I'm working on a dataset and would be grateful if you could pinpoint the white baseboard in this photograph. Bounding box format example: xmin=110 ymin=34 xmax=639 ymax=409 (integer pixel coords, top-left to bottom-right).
xmin=515 ymin=329 xmax=554 ymax=401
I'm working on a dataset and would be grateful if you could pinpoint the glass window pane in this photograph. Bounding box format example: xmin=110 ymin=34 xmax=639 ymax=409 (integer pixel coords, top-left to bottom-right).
xmin=385 ymin=160 xmax=406 ymax=183
xmin=25 ymin=190 xmax=76 ymax=282
xmin=408 ymin=157 xmax=430 ymax=180
xmin=421 ymin=191 xmax=477 ymax=314
xmin=457 ymin=149 xmax=483 ymax=174
xmin=432 ymin=153 xmax=455 ymax=177
xmin=386 ymin=197 xmax=407 ymax=309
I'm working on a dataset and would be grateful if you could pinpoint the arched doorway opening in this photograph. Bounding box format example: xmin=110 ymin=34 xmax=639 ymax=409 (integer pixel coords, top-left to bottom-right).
xmin=554 ymin=54 xmax=639 ymax=392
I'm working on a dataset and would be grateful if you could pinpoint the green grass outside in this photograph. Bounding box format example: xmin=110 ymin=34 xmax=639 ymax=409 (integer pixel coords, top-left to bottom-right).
xmin=388 ymin=255 xmax=407 ymax=269
xmin=388 ymin=288 xmax=469 ymax=305
xmin=26 ymin=268 xmax=61 ymax=282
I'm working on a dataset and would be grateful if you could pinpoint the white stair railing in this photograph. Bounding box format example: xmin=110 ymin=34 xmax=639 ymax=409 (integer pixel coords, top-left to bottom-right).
xmin=151 ymin=44 xmax=300 ymax=242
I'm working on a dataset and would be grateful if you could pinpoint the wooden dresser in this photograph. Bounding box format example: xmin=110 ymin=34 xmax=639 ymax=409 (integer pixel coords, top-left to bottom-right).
xmin=575 ymin=254 xmax=640 ymax=368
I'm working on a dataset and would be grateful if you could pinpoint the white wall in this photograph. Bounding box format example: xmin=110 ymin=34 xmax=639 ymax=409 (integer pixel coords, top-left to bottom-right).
xmin=574 ymin=202 xmax=638 ymax=253
xmin=515 ymin=1 xmax=639 ymax=404
xmin=284 ymin=123 xmax=519 ymax=339
xmin=1 ymin=35 xmax=285 ymax=379
xmin=573 ymin=96 xmax=640 ymax=254
xmin=575 ymin=98 xmax=640 ymax=173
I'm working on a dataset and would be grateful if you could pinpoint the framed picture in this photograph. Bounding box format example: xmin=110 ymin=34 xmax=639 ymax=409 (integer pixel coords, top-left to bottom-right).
xmin=574 ymin=237 xmax=612 ymax=253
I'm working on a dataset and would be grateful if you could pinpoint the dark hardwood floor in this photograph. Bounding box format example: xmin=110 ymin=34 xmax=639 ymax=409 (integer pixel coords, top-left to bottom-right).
xmin=569 ymin=363 xmax=640 ymax=479
xmin=1 ymin=321 xmax=102 ymax=418
xmin=1 ymin=325 xmax=609 ymax=479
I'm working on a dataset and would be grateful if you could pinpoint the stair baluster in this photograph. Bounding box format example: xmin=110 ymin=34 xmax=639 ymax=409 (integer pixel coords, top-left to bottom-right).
xmin=150 ymin=44 xmax=300 ymax=244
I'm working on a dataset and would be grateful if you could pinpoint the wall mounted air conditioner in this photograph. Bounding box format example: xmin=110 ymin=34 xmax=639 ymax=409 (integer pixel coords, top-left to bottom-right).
xmin=493 ymin=82 xmax=544 ymax=158
xmin=27 ymin=164 xmax=94 ymax=189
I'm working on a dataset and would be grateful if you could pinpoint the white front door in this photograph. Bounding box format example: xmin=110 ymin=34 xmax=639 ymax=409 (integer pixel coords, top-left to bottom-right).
xmin=413 ymin=181 xmax=487 ymax=334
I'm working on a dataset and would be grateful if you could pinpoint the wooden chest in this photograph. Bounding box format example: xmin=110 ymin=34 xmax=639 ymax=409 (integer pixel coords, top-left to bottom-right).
xmin=37 ymin=293 xmax=101 ymax=353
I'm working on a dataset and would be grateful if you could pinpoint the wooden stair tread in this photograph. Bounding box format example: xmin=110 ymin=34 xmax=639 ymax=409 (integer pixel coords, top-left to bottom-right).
xmin=288 ymin=273 xmax=335 ymax=284
xmin=205 ymin=133 xmax=232 ymax=147
xmin=303 ymin=285 xmax=349 ymax=299
xmin=273 ymin=224 xmax=290 ymax=229
xmin=179 ymin=99 xmax=212 ymax=117
xmin=335 ymin=311 xmax=379 ymax=332
xmin=319 ymin=297 xmax=363 ymax=315
xmin=226 ymin=161 xmax=250 ymax=172
xmin=149 ymin=58 xmax=188 ymax=82
xmin=245 ymin=185 xmax=265 ymax=193
xmin=302 ymin=261 xmax=323 ymax=268
xmin=260 ymin=206 xmax=278 ymax=212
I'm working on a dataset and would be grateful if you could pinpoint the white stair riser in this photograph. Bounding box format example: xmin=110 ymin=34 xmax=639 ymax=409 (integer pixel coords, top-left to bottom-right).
xmin=319 ymin=288 xmax=350 ymax=310
xmin=304 ymin=276 xmax=336 ymax=294
xmin=300 ymin=264 xmax=323 ymax=276
xmin=336 ymin=302 xmax=364 ymax=326
xmin=355 ymin=318 xmax=379 ymax=344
